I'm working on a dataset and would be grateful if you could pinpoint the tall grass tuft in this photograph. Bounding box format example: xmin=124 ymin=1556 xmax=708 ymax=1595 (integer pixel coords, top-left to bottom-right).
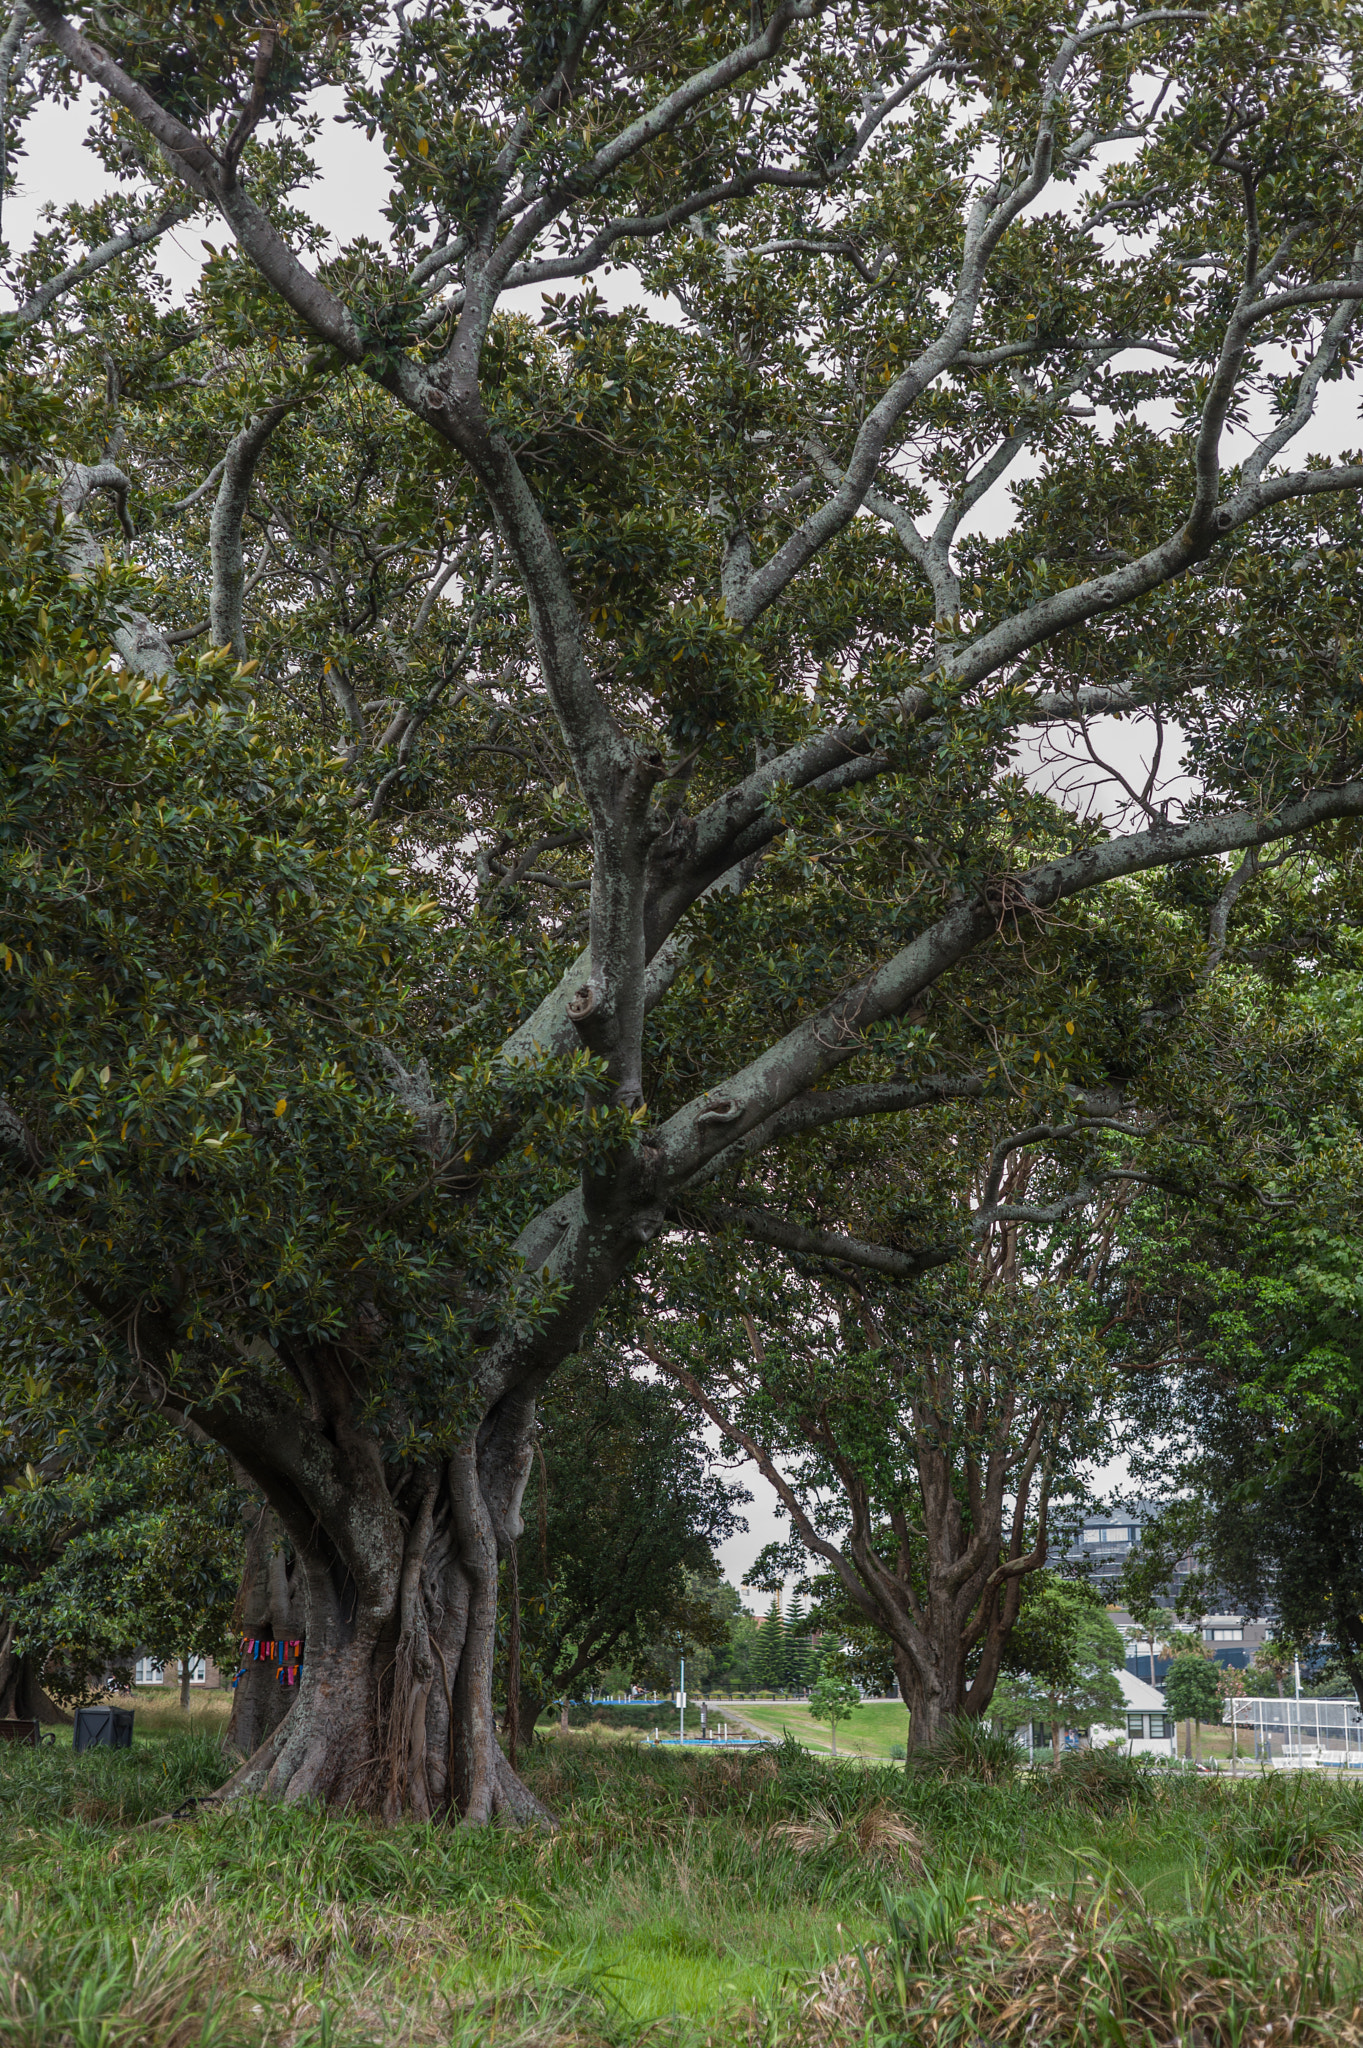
xmin=1032 ymin=1745 xmax=1159 ymax=1816
xmin=771 ymin=1802 xmax=927 ymax=1875
xmin=0 ymin=1897 xmax=259 ymax=2048
xmin=904 ymin=1717 xmax=1022 ymax=1785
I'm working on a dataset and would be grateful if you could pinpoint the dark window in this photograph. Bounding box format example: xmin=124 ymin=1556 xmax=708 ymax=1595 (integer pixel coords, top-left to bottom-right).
xmin=1127 ymin=1713 xmax=1145 ymax=1739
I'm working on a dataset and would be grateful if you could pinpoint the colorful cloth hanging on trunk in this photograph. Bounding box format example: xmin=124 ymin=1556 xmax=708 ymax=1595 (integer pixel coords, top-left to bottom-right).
xmin=231 ymin=1636 xmax=304 ymax=1689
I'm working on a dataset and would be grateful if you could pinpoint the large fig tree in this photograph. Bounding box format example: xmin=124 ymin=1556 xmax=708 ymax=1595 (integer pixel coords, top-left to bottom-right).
xmin=5 ymin=0 xmax=1363 ymax=1817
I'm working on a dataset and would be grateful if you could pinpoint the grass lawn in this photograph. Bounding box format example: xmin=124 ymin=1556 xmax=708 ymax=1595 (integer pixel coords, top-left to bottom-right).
xmin=4 ymin=1699 xmax=1363 ymax=2045
xmin=730 ymin=1698 xmax=911 ymax=1760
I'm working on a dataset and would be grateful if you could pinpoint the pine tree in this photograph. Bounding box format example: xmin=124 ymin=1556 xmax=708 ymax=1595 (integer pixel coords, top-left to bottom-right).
xmin=754 ymin=1598 xmax=785 ymax=1697
xmin=784 ymin=1596 xmax=812 ymax=1694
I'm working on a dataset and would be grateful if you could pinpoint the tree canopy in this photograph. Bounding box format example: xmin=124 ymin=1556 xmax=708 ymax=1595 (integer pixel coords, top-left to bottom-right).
xmin=1114 ymin=996 xmax=1363 ymax=1714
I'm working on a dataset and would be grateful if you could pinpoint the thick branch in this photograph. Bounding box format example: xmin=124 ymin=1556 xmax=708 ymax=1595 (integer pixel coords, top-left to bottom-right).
xmin=209 ymin=401 xmax=296 ymax=658
xmin=11 ymin=199 xmax=195 ymax=325
xmin=681 ymin=1201 xmax=952 ymax=1278
xmin=657 ymin=775 xmax=1363 ymax=1185
xmin=26 ymin=3 xmax=365 ymax=360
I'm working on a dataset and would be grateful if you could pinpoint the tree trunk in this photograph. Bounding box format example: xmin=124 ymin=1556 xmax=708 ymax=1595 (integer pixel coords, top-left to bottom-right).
xmin=0 ymin=1622 xmax=70 ymax=1725
xmin=1345 ymin=1650 xmax=1363 ymax=1717
xmin=1052 ymin=1721 xmax=1062 ymax=1764
xmin=224 ymin=1499 xmax=306 ymax=1757
xmin=559 ymin=1697 xmax=570 ymax=1732
xmin=179 ymin=1654 xmax=192 ymax=1710
xmin=199 ymin=1374 xmax=556 ymax=1825
xmin=890 ymin=1632 xmax=989 ymax=1756
xmin=513 ymin=1683 xmax=543 ymax=1752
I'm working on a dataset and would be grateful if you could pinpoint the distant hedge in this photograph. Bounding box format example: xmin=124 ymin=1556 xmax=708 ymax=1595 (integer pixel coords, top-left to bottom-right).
xmin=538 ymin=1702 xmax=758 ymax=1731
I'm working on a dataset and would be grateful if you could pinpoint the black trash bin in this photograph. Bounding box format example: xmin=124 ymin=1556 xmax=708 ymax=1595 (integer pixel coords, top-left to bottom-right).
xmin=73 ymin=1706 xmax=134 ymax=1752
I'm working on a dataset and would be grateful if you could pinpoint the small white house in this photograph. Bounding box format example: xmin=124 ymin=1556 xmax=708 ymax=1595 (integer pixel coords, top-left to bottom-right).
xmin=1091 ymin=1668 xmax=1177 ymax=1756
xmin=1012 ymin=1667 xmax=1177 ymax=1759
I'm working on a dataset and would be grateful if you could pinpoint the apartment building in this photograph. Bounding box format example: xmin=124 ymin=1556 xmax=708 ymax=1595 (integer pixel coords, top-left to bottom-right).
xmin=1051 ymin=1503 xmax=1274 ymax=1684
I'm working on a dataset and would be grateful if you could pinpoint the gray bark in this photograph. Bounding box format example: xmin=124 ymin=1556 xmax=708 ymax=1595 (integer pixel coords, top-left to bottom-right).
xmin=223 ymin=1499 xmax=306 ymax=1758
xmin=57 ymin=461 xmax=177 ymax=680
xmin=208 ymin=404 xmax=293 ymax=658
xmin=174 ymin=1365 xmax=557 ymax=1825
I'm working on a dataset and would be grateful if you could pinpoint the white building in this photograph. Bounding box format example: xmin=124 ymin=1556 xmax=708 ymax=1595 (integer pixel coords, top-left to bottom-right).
xmin=1014 ymin=1667 xmax=1177 ymax=1759
xmin=1091 ymin=1668 xmax=1177 ymax=1756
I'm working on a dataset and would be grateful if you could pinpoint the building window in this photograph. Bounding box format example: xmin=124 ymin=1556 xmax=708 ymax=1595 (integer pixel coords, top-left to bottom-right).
xmin=1208 ymin=1628 xmax=1243 ymax=1643
xmin=1084 ymin=1526 xmax=1138 ymax=1545
xmin=1031 ymin=1722 xmax=1051 ymax=1749
xmin=1151 ymin=1716 xmax=1175 ymax=1740
xmin=134 ymin=1656 xmax=206 ymax=1685
xmin=1127 ymin=1713 xmax=1146 ymax=1739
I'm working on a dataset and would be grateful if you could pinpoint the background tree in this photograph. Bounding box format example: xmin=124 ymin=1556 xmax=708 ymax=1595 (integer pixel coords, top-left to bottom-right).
xmin=754 ymin=1599 xmax=787 ymax=1699
xmin=1114 ymin=1026 xmax=1363 ymax=1714
xmin=989 ymin=1581 xmax=1125 ymax=1761
xmin=0 ymin=1350 xmax=242 ymax=1719
xmin=645 ymin=1225 xmax=1122 ymax=1748
xmin=7 ymin=0 xmax=1363 ymax=1820
xmin=503 ymin=1352 xmax=742 ymax=1744
xmin=788 ymin=1582 xmax=902 ymax=1700
xmin=692 ymin=1590 xmax=761 ymax=1698
xmin=1164 ymin=1653 xmax=1224 ymax=1762
xmin=129 ymin=1489 xmax=244 ymax=1709
xmin=1250 ymin=1640 xmax=1293 ymax=1701
xmin=807 ymin=1668 xmax=862 ymax=1759
xmin=783 ymin=1594 xmax=814 ymax=1696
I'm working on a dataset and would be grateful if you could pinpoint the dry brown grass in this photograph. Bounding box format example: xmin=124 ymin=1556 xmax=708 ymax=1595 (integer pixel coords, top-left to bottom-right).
xmin=771 ymin=1800 xmax=927 ymax=1875
xmin=795 ymin=1878 xmax=1363 ymax=2047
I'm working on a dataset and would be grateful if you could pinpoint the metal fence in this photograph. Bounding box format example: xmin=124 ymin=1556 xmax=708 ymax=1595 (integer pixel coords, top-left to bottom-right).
xmin=1223 ymin=1694 xmax=1363 ymax=1765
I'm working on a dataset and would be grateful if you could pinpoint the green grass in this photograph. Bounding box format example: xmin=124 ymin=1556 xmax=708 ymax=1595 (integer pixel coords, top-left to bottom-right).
xmin=730 ymin=1699 xmax=911 ymax=1760
xmin=4 ymin=1695 xmax=1363 ymax=2045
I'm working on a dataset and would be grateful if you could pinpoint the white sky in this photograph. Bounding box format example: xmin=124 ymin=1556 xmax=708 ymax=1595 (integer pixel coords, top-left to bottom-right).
xmin=18 ymin=81 xmax=1359 ymax=1594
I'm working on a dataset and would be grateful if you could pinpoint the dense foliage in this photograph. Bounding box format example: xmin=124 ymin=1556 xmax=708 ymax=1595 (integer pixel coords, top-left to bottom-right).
xmin=1115 ymin=1014 xmax=1363 ymax=1711
xmin=0 ymin=1316 xmax=241 ymax=1713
